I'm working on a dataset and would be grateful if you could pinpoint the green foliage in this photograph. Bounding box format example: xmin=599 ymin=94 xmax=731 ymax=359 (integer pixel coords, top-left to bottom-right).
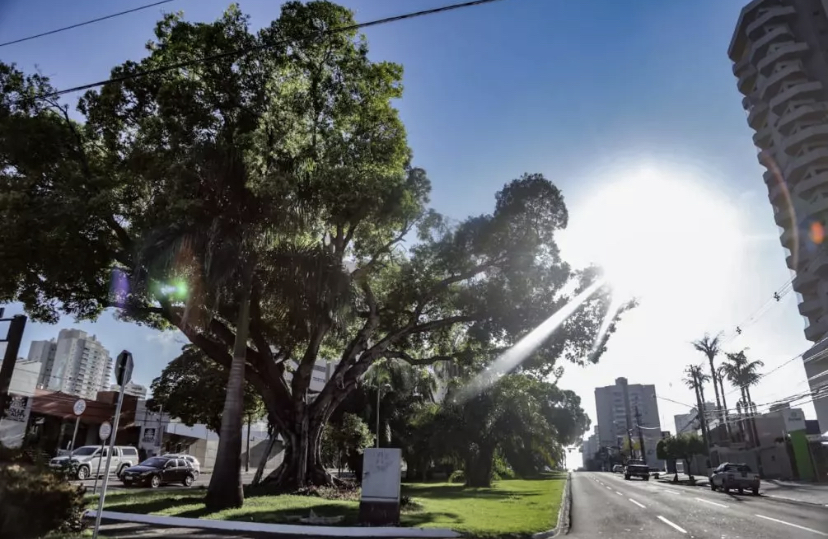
xmin=321 ymin=413 xmax=373 ymax=477
xmin=148 ymin=345 xmax=264 ymax=434
xmin=448 ymin=469 xmax=465 ymax=484
xmin=0 ymin=464 xmax=85 ymax=538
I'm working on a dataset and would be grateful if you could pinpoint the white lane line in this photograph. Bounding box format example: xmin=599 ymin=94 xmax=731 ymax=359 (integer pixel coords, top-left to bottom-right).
xmin=629 ymin=498 xmax=646 ymax=509
xmin=606 ymin=486 xmax=613 ymax=491
xmin=694 ymin=497 xmax=728 ymax=509
xmin=755 ymin=514 xmax=828 ymax=537
xmin=659 ymin=488 xmax=681 ymax=495
xmin=657 ymin=516 xmax=687 ymax=534
xmin=616 ymin=491 xmax=623 ymax=496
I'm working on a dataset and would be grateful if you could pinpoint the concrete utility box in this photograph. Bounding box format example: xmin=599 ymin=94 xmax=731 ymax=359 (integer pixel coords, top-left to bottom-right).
xmin=358 ymin=448 xmax=402 ymax=526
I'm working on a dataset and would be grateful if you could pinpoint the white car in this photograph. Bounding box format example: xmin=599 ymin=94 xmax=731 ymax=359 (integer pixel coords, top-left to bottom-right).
xmin=163 ymin=453 xmax=200 ymax=475
xmin=50 ymin=446 xmax=139 ymax=480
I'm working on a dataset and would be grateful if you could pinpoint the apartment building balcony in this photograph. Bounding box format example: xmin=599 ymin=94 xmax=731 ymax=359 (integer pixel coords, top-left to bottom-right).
xmin=805 ymin=317 xmax=828 ymax=342
xmin=749 ymin=24 xmax=794 ymax=64
xmin=757 ymin=40 xmax=808 ymax=76
xmin=798 ymin=297 xmax=823 ymax=317
xmin=772 ymin=201 xmax=793 ymax=227
xmin=808 ymin=249 xmax=828 ymax=277
xmin=746 ymin=5 xmax=796 ymax=40
xmin=753 ymin=124 xmax=773 ymax=148
xmin=738 ymin=65 xmax=758 ymax=95
xmin=780 ymin=225 xmax=798 ymax=249
xmin=748 ymin=100 xmax=769 ymax=130
xmin=733 ymin=55 xmax=753 ymax=78
xmin=783 ymin=125 xmax=828 ymax=157
xmin=768 ymin=180 xmax=789 ymax=206
xmin=770 ymin=81 xmax=823 ymax=115
xmin=786 ymin=147 xmax=828 ymax=184
xmin=778 ymin=102 xmax=828 ymax=136
xmin=793 ymin=268 xmax=818 ymax=291
xmin=758 ymin=63 xmax=806 ymax=101
xmin=793 ymin=170 xmax=828 ymax=201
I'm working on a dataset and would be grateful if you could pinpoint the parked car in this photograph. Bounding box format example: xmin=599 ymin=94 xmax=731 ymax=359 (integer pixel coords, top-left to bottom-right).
xmin=121 ymin=456 xmax=197 ymax=488
xmin=49 ymin=445 xmax=139 ymax=480
xmin=612 ymin=464 xmax=624 ymax=473
xmin=624 ymin=459 xmax=650 ymax=480
xmin=709 ymin=462 xmax=760 ymax=495
xmin=163 ymin=453 xmax=201 ymax=476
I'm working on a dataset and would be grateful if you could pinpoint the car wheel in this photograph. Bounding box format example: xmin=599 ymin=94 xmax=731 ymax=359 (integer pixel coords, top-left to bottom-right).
xmin=644 ymin=475 xmax=649 ymax=481
xmin=624 ymin=475 xmax=630 ymax=480
xmin=738 ymin=487 xmax=744 ymax=494
xmin=752 ymin=487 xmax=759 ymax=495
xmin=117 ymin=465 xmax=128 ymax=478
xmin=76 ymin=466 xmax=89 ymax=480
xmin=710 ymin=483 xmax=717 ymax=491
xmin=183 ymin=474 xmax=194 ymax=487
xmin=150 ymin=475 xmax=161 ymax=488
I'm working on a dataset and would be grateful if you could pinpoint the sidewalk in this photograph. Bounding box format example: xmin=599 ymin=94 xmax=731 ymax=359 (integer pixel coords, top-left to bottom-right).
xmin=760 ymin=479 xmax=828 ymax=507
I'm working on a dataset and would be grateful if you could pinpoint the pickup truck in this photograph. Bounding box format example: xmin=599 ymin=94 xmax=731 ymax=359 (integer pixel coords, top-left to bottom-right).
xmin=624 ymin=459 xmax=650 ymax=481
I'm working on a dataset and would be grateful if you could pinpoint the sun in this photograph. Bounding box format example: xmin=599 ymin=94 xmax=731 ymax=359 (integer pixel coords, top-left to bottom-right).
xmin=560 ymin=166 xmax=741 ymax=305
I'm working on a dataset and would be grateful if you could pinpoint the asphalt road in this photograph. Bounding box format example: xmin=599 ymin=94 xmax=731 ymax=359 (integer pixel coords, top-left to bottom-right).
xmin=570 ymin=471 xmax=828 ymax=539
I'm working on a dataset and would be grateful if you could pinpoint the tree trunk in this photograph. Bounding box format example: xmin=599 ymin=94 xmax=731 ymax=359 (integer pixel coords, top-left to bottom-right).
xmin=261 ymin=416 xmax=335 ymax=489
xmin=205 ymin=269 xmax=253 ymax=511
xmin=707 ymin=356 xmax=723 ymax=427
xmin=464 ymin=444 xmax=495 ymax=488
xmin=718 ymin=373 xmax=730 ymax=438
xmin=252 ymin=433 xmax=278 ymax=487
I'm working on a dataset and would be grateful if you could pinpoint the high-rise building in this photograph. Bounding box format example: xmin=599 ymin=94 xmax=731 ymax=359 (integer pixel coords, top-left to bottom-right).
xmin=110 ymin=382 xmax=148 ymax=399
xmin=27 ymin=329 xmax=113 ymax=400
xmin=728 ymin=0 xmax=828 ymax=431
xmin=595 ymin=377 xmax=664 ymax=469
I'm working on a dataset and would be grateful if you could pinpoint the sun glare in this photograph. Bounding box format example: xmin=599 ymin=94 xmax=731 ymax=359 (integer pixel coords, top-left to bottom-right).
xmin=562 ymin=166 xmax=741 ymax=306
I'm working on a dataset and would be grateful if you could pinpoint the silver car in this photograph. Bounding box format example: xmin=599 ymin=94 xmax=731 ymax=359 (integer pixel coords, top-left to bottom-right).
xmin=163 ymin=453 xmax=200 ymax=476
xmin=710 ymin=462 xmax=760 ymax=495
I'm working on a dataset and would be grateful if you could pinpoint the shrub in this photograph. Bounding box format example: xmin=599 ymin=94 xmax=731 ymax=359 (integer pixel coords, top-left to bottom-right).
xmin=0 ymin=463 xmax=86 ymax=538
xmin=448 ymin=469 xmax=465 ymax=483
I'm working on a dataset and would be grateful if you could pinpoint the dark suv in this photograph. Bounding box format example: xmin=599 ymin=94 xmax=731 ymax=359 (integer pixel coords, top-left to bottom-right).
xmin=120 ymin=456 xmax=196 ymax=488
xmin=624 ymin=459 xmax=650 ymax=481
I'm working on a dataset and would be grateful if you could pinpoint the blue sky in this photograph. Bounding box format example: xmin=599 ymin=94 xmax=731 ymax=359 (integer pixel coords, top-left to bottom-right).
xmin=0 ymin=0 xmax=817 ymax=449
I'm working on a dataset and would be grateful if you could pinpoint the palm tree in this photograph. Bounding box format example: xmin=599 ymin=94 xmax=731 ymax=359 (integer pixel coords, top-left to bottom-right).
xmin=722 ymin=350 xmax=764 ymax=447
xmin=683 ymin=364 xmax=710 ymax=446
xmin=692 ymin=334 xmax=724 ymax=426
xmin=714 ymin=364 xmax=731 ymax=437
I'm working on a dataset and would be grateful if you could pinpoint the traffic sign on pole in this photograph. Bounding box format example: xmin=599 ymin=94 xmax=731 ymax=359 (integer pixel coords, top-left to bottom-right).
xmin=98 ymin=422 xmax=111 ymax=441
xmin=73 ymin=399 xmax=86 ymax=416
xmin=114 ymin=350 xmax=133 ymax=386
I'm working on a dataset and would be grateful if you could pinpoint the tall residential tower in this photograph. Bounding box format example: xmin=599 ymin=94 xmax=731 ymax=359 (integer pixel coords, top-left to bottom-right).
xmin=27 ymin=329 xmax=113 ymax=400
xmin=728 ymin=0 xmax=828 ymax=430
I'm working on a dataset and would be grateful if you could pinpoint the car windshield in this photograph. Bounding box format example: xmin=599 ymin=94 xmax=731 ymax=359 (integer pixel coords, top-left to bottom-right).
xmin=71 ymin=447 xmax=97 ymax=456
xmin=139 ymin=458 xmax=168 ymax=468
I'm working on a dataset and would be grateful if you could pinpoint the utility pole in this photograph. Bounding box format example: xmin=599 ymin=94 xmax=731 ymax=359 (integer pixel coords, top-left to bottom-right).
xmin=634 ymin=405 xmax=646 ymax=460
xmin=0 ymin=313 xmax=27 ymax=412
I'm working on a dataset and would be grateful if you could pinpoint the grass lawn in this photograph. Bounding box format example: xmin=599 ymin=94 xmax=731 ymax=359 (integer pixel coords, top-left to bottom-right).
xmin=91 ymin=475 xmax=565 ymax=537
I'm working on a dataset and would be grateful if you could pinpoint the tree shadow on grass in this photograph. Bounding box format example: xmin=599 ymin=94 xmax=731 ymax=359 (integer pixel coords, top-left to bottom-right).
xmin=102 ymin=491 xmax=206 ymax=516
xmin=402 ymin=484 xmax=542 ymax=500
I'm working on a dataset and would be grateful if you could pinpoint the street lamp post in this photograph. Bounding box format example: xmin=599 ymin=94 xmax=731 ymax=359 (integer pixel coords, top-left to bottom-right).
xmin=376 ymin=383 xmax=392 ymax=448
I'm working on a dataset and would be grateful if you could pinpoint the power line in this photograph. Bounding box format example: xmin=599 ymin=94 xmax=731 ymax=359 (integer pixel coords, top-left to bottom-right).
xmin=32 ymin=0 xmax=508 ymax=101
xmin=0 ymin=0 xmax=177 ymax=49
xmin=720 ymin=278 xmax=793 ymax=346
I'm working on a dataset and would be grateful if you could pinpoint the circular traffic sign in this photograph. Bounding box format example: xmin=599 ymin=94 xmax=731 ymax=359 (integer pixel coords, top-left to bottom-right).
xmin=73 ymin=399 xmax=86 ymax=416
xmin=99 ymin=422 xmax=112 ymax=441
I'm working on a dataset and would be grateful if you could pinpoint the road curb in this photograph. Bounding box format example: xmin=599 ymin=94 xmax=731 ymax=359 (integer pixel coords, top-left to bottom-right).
xmin=532 ymin=472 xmax=571 ymax=539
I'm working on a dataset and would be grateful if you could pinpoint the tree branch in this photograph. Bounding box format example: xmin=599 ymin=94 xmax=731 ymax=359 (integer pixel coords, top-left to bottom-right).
xmin=382 ymin=350 xmax=456 ymax=366
xmin=350 ymin=222 xmax=412 ymax=281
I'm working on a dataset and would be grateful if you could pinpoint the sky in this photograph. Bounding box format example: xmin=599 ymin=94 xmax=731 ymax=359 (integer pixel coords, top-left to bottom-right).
xmin=0 ymin=0 xmax=819 ymax=467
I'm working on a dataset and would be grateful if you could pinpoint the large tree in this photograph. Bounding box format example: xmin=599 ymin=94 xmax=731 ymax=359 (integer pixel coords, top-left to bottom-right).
xmin=0 ymin=1 xmax=626 ymax=502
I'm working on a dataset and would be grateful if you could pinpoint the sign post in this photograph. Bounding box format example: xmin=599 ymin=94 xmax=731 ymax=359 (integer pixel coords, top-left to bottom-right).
xmin=358 ymin=447 xmax=402 ymax=526
xmin=92 ymin=351 xmax=133 ymax=539
xmin=68 ymin=399 xmax=86 ymax=453
xmin=91 ymin=422 xmax=112 ymax=495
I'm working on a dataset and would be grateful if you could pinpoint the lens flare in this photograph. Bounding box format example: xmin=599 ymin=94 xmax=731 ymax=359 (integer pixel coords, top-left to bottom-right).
xmin=456 ymin=278 xmax=605 ymax=401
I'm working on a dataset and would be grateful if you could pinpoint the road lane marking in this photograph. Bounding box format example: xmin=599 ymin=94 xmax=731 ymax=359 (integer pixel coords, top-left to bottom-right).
xmin=755 ymin=515 xmax=828 ymax=536
xmin=694 ymin=497 xmax=728 ymax=508
xmin=616 ymin=491 xmax=623 ymax=496
xmin=657 ymin=516 xmax=687 ymax=534
xmin=606 ymin=486 xmax=613 ymax=491
xmin=659 ymin=488 xmax=681 ymax=495
xmin=629 ymin=498 xmax=646 ymax=508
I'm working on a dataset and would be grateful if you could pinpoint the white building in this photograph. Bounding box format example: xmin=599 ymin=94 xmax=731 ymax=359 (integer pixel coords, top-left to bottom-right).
xmin=27 ymin=329 xmax=113 ymax=400
xmin=110 ymin=382 xmax=148 ymax=399
xmin=595 ymin=377 xmax=664 ymax=469
xmin=0 ymin=360 xmax=39 ymax=448
xmin=728 ymin=0 xmax=828 ymax=431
